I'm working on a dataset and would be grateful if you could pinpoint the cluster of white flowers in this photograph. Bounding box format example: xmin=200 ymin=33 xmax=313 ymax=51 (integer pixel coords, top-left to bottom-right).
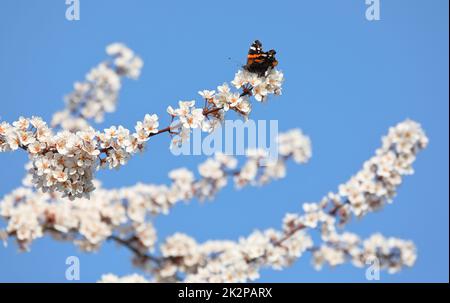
xmin=0 ymin=181 xmax=131 ymax=250
xmin=103 ymin=226 xmax=416 ymax=283
xmin=362 ymin=233 xmax=417 ymax=273
xmin=3 ymin=202 xmax=43 ymax=250
xmin=0 ymin=128 xmax=309 ymax=249
xmin=52 ymin=43 xmax=143 ymax=131
xmin=0 ymin=114 xmax=162 ymax=199
xmin=272 ymin=120 xmax=429 ymax=246
xmin=149 ymin=228 xmax=312 ymax=283
xmin=106 ymin=43 xmax=144 ymax=79
xmin=116 ymin=131 xmax=309 ymax=218
xmin=250 ymin=120 xmax=428 ymax=274
xmin=233 ymin=130 xmax=311 ymax=189
xmin=259 ymin=131 xmax=311 ymax=186
xmin=312 ymin=232 xmax=417 ymax=273
xmin=335 ymin=119 xmax=428 ymax=217
xmin=232 ymin=69 xmax=284 ymax=102
xmin=277 ymin=129 xmax=312 ymax=164
xmin=167 ymin=70 xmax=284 ymax=148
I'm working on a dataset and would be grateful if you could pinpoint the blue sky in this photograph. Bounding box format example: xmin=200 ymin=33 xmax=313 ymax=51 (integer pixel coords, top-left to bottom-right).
xmin=0 ymin=0 xmax=448 ymax=282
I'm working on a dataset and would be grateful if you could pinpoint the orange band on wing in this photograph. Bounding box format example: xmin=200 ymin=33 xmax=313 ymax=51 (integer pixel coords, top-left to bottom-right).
xmin=247 ymin=54 xmax=263 ymax=59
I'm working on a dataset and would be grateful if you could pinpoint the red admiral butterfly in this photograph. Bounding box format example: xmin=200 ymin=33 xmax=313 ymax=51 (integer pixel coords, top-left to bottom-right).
xmin=243 ymin=40 xmax=278 ymax=77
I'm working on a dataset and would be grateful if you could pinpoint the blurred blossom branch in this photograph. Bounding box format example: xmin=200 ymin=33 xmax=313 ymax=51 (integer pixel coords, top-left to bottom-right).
xmin=98 ymin=119 xmax=428 ymax=282
xmin=0 ymin=131 xmax=311 ymax=251
xmin=0 ymin=43 xmax=428 ymax=283
xmin=52 ymin=43 xmax=144 ymax=130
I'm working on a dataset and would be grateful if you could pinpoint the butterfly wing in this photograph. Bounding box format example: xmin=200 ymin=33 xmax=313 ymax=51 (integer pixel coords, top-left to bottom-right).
xmin=244 ymin=40 xmax=277 ymax=76
xmin=246 ymin=40 xmax=265 ymax=66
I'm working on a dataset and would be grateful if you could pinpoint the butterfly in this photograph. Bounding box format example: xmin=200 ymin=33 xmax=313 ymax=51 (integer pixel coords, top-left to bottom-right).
xmin=243 ymin=40 xmax=278 ymax=77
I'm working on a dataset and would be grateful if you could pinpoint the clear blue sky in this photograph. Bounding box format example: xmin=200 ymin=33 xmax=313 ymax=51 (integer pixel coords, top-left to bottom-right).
xmin=0 ymin=0 xmax=448 ymax=282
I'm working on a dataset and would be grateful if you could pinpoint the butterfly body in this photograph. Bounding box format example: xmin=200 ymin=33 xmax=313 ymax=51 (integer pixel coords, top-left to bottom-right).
xmin=243 ymin=40 xmax=278 ymax=77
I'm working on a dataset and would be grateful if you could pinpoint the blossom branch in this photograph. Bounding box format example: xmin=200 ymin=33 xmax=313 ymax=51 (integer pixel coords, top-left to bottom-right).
xmin=0 ymin=128 xmax=311 ymax=254
xmin=97 ymin=119 xmax=427 ymax=282
xmin=0 ymin=48 xmax=284 ymax=200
